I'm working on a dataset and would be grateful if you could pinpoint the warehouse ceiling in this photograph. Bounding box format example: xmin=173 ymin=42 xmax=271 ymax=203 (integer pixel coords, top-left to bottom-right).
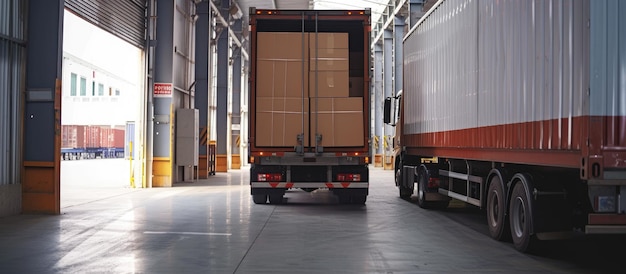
xmin=237 ymin=0 xmax=388 ymax=22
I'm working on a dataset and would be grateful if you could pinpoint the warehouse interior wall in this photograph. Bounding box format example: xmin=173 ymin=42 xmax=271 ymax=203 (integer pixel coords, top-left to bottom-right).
xmin=0 ymin=0 xmax=27 ymax=217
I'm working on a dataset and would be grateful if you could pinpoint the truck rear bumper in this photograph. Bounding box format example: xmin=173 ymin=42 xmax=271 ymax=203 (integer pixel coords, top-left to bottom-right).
xmin=251 ymin=182 xmax=369 ymax=189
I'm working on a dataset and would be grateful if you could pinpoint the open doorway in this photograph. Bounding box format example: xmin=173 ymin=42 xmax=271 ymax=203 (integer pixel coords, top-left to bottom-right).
xmin=61 ymin=9 xmax=144 ymax=208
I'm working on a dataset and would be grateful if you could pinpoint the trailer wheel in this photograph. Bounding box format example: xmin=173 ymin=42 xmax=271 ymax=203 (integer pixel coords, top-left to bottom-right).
xmin=351 ymin=195 xmax=367 ymax=205
xmin=509 ymin=182 xmax=536 ymax=252
xmin=253 ymin=194 xmax=267 ymax=204
xmin=487 ymin=176 xmax=510 ymax=241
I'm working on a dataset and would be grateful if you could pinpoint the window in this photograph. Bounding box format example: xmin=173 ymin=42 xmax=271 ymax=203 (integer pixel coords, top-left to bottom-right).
xmin=92 ymin=81 xmax=95 ymax=96
xmin=115 ymin=89 xmax=121 ymax=96
xmin=98 ymin=83 xmax=104 ymax=96
xmin=70 ymin=73 xmax=77 ymax=96
xmin=80 ymin=77 xmax=87 ymax=96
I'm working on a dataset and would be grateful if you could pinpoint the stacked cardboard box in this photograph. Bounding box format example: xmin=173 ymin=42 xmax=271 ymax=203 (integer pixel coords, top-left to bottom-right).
xmin=311 ymin=97 xmax=364 ymax=147
xmin=256 ymin=32 xmax=310 ymax=147
xmin=256 ymin=32 xmax=364 ymax=147
xmin=309 ymin=33 xmax=349 ymax=98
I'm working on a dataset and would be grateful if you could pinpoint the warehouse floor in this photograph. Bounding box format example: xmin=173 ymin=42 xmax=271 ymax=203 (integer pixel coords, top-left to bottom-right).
xmin=0 ymin=159 xmax=622 ymax=273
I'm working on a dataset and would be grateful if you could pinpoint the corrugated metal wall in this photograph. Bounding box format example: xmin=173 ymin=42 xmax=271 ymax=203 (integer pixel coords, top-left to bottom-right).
xmin=403 ymin=0 xmax=590 ymax=150
xmin=64 ymin=0 xmax=146 ymax=48
xmin=590 ymin=0 xmax=626 ymax=148
xmin=0 ymin=0 xmax=27 ymax=185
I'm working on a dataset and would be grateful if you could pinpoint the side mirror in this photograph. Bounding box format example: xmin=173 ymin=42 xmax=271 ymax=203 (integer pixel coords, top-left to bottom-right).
xmin=383 ymin=97 xmax=392 ymax=124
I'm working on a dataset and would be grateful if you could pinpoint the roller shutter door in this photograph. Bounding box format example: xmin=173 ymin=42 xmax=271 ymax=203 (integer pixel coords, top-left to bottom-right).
xmin=65 ymin=0 xmax=146 ymax=49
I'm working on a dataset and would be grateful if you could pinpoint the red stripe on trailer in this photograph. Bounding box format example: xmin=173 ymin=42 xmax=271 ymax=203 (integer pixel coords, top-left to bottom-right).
xmin=269 ymin=182 xmax=279 ymax=188
xmin=325 ymin=183 xmax=334 ymax=188
xmin=286 ymin=183 xmax=294 ymax=188
xmin=341 ymin=183 xmax=351 ymax=188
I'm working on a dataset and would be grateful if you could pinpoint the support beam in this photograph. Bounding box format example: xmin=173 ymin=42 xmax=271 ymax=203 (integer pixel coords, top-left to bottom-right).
xmin=373 ymin=43 xmax=384 ymax=167
xmin=195 ymin=1 xmax=211 ymax=178
xmin=23 ymin=0 xmax=64 ymax=214
xmin=231 ymin=18 xmax=243 ymax=170
xmin=215 ymin=0 xmax=230 ymax=172
xmin=409 ymin=0 xmax=425 ymax=29
xmin=371 ymin=0 xmax=408 ymax=49
xmin=394 ymin=15 xmax=404 ymax=97
xmin=383 ymin=30 xmax=394 ymax=170
xmin=152 ymin=0 xmax=175 ymax=186
xmin=209 ymin=0 xmax=249 ymax=61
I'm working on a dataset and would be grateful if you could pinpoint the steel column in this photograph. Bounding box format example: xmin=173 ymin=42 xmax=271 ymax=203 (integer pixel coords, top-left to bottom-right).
xmin=394 ymin=16 xmax=404 ymax=97
xmin=152 ymin=0 xmax=175 ymax=186
xmin=374 ymin=43 xmax=384 ymax=163
xmin=23 ymin=0 xmax=64 ymax=214
xmin=195 ymin=1 xmax=211 ymax=178
xmin=231 ymin=18 xmax=243 ymax=170
xmin=409 ymin=0 xmax=424 ymax=29
xmin=215 ymin=0 xmax=230 ymax=172
xmin=383 ymin=29 xmax=394 ymax=169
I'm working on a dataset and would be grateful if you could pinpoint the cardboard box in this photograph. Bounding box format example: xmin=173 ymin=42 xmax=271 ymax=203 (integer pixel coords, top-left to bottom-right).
xmin=309 ymin=70 xmax=349 ymax=97
xmin=349 ymin=77 xmax=364 ymax=97
xmin=257 ymin=60 xmax=309 ymax=97
xmin=310 ymin=97 xmax=364 ymax=147
xmin=309 ymin=33 xmax=349 ymax=49
xmin=257 ymin=32 xmax=309 ymax=60
xmin=310 ymin=48 xmax=349 ymax=71
xmin=256 ymin=97 xmax=309 ymax=147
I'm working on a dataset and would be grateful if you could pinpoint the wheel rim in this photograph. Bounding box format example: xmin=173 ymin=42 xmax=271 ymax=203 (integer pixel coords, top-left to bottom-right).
xmin=395 ymin=168 xmax=402 ymax=186
xmin=418 ymin=174 xmax=425 ymax=201
xmin=488 ymin=190 xmax=499 ymax=227
xmin=511 ymin=196 xmax=526 ymax=238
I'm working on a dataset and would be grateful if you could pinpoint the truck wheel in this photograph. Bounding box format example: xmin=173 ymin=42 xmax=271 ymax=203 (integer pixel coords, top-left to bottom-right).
xmin=417 ymin=168 xmax=449 ymax=209
xmin=338 ymin=194 xmax=351 ymax=204
xmin=253 ymin=195 xmax=267 ymax=204
xmin=269 ymin=195 xmax=283 ymax=204
xmin=509 ymin=182 xmax=536 ymax=252
xmin=487 ymin=176 xmax=510 ymax=241
xmin=397 ymin=165 xmax=412 ymax=199
xmin=351 ymin=195 xmax=367 ymax=205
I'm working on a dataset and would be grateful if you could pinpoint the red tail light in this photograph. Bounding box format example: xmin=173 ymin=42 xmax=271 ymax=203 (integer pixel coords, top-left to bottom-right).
xmin=258 ymin=173 xmax=282 ymax=182
xmin=337 ymin=174 xmax=361 ymax=181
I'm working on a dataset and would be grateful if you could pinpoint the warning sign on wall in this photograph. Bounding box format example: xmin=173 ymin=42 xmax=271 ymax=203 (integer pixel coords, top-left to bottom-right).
xmin=154 ymin=83 xmax=173 ymax=97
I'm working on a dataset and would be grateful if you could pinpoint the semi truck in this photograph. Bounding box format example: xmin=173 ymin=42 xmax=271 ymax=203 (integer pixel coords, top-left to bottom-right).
xmin=248 ymin=8 xmax=371 ymax=204
xmin=385 ymin=0 xmax=626 ymax=252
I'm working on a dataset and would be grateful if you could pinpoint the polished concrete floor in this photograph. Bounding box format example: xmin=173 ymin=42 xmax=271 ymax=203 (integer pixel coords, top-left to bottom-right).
xmin=0 ymin=159 xmax=624 ymax=273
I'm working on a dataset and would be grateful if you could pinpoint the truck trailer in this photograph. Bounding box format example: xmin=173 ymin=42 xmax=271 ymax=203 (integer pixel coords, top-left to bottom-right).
xmin=385 ymin=0 xmax=626 ymax=252
xmin=248 ymin=8 xmax=371 ymax=204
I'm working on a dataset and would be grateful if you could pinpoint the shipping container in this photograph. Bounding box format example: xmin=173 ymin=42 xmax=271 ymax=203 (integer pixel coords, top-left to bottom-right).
xmin=385 ymin=0 xmax=626 ymax=252
xmin=61 ymin=124 xmax=125 ymax=160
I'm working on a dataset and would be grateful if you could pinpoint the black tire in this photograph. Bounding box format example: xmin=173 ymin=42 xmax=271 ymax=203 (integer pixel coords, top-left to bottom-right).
xmin=351 ymin=195 xmax=367 ymax=205
xmin=509 ymin=182 xmax=536 ymax=252
xmin=269 ymin=195 xmax=284 ymax=204
xmin=416 ymin=168 xmax=427 ymax=207
xmin=396 ymin=164 xmax=412 ymax=199
xmin=417 ymin=168 xmax=450 ymax=209
xmin=338 ymin=194 xmax=351 ymax=204
xmin=302 ymin=188 xmax=316 ymax=193
xmin=253 ymin=194 xmax=267 ymax=204
xmin=487 ymin=176 xmax=510 ymax=241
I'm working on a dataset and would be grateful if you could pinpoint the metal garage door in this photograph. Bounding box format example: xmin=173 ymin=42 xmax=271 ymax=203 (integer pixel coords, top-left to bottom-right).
xmin=64 ymin=0 xmax=146 ymax=48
